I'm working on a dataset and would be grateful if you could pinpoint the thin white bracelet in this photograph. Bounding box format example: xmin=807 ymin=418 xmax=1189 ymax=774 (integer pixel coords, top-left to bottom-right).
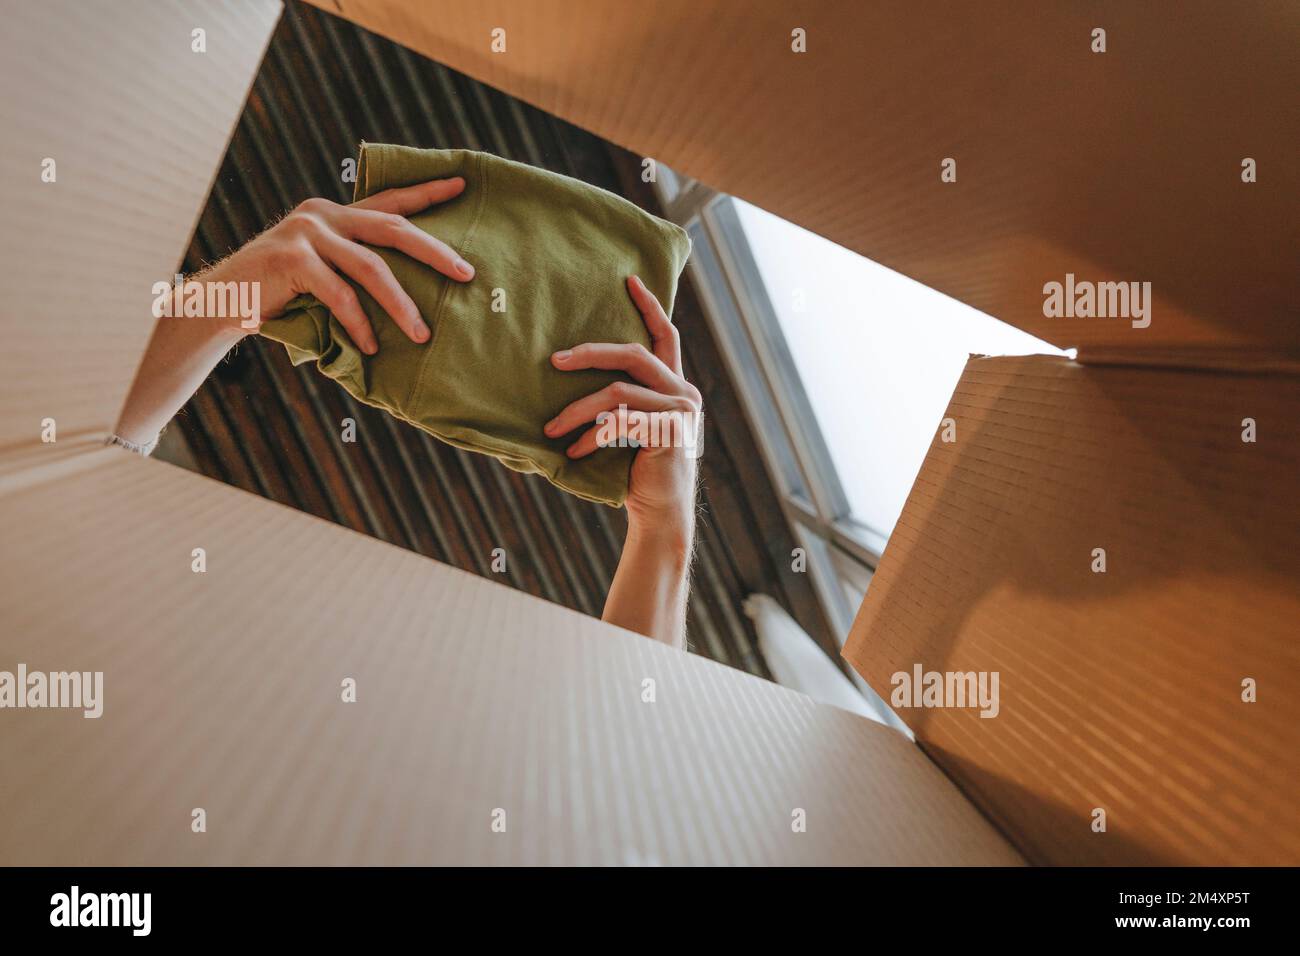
xmin=105 ymin=432 xmax=159 ymax=457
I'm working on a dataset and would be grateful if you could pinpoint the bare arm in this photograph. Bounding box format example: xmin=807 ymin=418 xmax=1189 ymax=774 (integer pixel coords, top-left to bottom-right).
xmin=549 ymin=276 xmax=702 ymax=648
xmin=114 ymin=307 xmax=249 ymax=447
xmin=602 ymin=516 xmax=694 ymax=648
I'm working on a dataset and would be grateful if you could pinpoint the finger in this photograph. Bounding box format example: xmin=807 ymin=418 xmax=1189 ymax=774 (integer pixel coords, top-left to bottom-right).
xmin=627 ymin=275 xmax=681 ymax=374
xmin=551 ymin=342 xmax=678 ymax=393
xmin=563 ymin=407 xmax=681 ymax=460
xmin=352 ymin=177 xmax=467 ymax=216
xmin=340 ymin=206 xmax=475 ymax=282
xmin=564 ymin=421 xmax=613 ymax=460
xmin=544 ymin=382 xmax=683 ymax=438
xmin=316 ymin=233 xmax=430 ymax=344
xmin=299 ymin=257 xmax=379 ymax=356
xmin=564 ymin=404 xmax=701 ymax=459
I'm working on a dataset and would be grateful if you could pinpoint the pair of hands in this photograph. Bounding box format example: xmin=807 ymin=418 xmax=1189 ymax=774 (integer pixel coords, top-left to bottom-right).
xmin=213 ymin=177 xmax=700 ymax=532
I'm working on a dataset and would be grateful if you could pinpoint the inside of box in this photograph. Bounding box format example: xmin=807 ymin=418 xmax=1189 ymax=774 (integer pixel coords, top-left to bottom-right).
xmin=3 ymin=0 xmax=1295 ymax=866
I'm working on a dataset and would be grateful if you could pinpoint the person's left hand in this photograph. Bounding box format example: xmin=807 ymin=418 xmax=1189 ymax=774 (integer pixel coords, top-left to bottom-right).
xmin=545 ymin=276 xmax=702 ymax=535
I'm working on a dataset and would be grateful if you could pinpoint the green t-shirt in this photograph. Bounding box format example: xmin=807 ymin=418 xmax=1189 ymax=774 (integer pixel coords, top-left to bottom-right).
xmin=260 ymin=143 xmax=691 ymax=507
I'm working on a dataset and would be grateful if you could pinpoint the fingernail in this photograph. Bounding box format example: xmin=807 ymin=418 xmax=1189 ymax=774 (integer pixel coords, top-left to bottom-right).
xmin=552 ymin=349 xmax=572 ymax=363
xmin=544 ymin=418 xmax=558 ymax=435
xmin=630 ymin=275 xmax=643 ymax=287
xmin=363 ymin=341 xmax=378 ymax=356
xmin=412 ymin=320 xmax=429 ymax=342
xmin=455 ymin=258 xmax=474 ymax=279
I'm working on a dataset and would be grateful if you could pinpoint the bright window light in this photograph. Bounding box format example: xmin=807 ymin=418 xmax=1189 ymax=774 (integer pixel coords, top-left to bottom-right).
xmin=733 ymin=199 xmax=1068 ymax=539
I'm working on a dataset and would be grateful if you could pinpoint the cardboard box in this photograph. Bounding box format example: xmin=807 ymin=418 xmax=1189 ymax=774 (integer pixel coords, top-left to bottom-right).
xmin=0 ymin=0 xmax=1293 ymax=865
xmin=0 ymin=0 xmax=1019 ymax=867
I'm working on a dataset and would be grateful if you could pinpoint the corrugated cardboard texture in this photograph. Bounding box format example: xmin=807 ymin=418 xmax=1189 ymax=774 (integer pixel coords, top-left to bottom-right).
xmin=304 ymin=0 xmax=1298 ymax=360
xmin=843 ymin=355 xmax=1300 ymax=865
xmin=0 ymin=0 xmax=282 ymax=453
xmin=0 ymin=455 xmax=1021 ymax=865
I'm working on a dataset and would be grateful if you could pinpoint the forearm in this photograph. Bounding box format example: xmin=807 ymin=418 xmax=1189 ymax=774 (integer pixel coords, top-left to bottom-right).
xmin=113 ymin=312 xmax=248 ymax=446
xmin=602 ymin=515 xmax=694 ymax=648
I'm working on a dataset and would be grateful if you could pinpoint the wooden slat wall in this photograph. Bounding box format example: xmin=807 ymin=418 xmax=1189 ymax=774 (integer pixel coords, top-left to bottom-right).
xmin=169 ymin=0 xmax=837 ymax=677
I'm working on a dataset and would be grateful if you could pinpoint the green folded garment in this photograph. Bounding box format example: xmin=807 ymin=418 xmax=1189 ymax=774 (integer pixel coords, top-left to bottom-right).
xmin=260 ymin=143 xmax=692 ymax=507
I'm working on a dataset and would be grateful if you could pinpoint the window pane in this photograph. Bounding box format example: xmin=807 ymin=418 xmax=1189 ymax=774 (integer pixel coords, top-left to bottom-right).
xmin=686 ymin=220 xmax=808 ymax=500
xmin=733 ymin=199 xmax=1068 ymax=538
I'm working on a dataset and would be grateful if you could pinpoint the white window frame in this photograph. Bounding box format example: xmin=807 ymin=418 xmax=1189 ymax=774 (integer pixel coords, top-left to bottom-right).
xmin=656 ymin=176 xmax=889 ymax=646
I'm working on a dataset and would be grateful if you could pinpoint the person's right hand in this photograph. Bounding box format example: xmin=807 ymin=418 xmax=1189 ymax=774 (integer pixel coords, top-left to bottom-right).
xmin=199 ymin=178 xmax=476 ymax=354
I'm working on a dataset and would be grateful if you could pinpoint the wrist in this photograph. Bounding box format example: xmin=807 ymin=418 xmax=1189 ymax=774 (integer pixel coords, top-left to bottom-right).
xmin=183 ymin=257 xmax=262 ymax=340
xmin=209 ymin=313 xmax=256 ymax=342
xmin=625 ymin=509 xmax=695 ymax=564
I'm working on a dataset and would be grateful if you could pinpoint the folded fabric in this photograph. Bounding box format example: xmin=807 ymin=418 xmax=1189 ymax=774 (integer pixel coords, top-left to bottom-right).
xmin=259 ymin=143 xmax=692 ymax=507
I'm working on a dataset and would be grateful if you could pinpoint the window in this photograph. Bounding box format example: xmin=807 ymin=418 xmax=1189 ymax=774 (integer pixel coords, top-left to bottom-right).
xmin=732 ymin=199 xmax=1067 ymax=539
xmin=654 ymin=176 xmax=1068 ymax=657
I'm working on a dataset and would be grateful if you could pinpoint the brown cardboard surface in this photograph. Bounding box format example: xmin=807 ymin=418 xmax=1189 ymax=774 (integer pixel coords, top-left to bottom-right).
xmin=843 ymin=354 xmax=1300 ymax=865
xmin=305 ymin=0 xmax=1298 ymax=360
xmin=0 ymin=0 xmax=282 ymax=453
xmin=0 ymin=454 xmax=1021 ymax=865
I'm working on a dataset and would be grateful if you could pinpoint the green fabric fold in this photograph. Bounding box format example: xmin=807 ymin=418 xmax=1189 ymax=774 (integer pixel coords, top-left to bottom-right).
xmin=260 ymin=143 xmax=692 ymax=507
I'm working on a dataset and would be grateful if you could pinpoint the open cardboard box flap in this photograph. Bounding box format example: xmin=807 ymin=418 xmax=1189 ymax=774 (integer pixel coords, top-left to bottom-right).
xmin=844 ymin=355 xmax=1300 ymax=865
xmin=304 ymin=0 xmax=1300 ymax=363
xmin=0 ymin=452 xmax=1020 ymax=864
xmin=0 ymin=0 xmax=284 ymax=454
